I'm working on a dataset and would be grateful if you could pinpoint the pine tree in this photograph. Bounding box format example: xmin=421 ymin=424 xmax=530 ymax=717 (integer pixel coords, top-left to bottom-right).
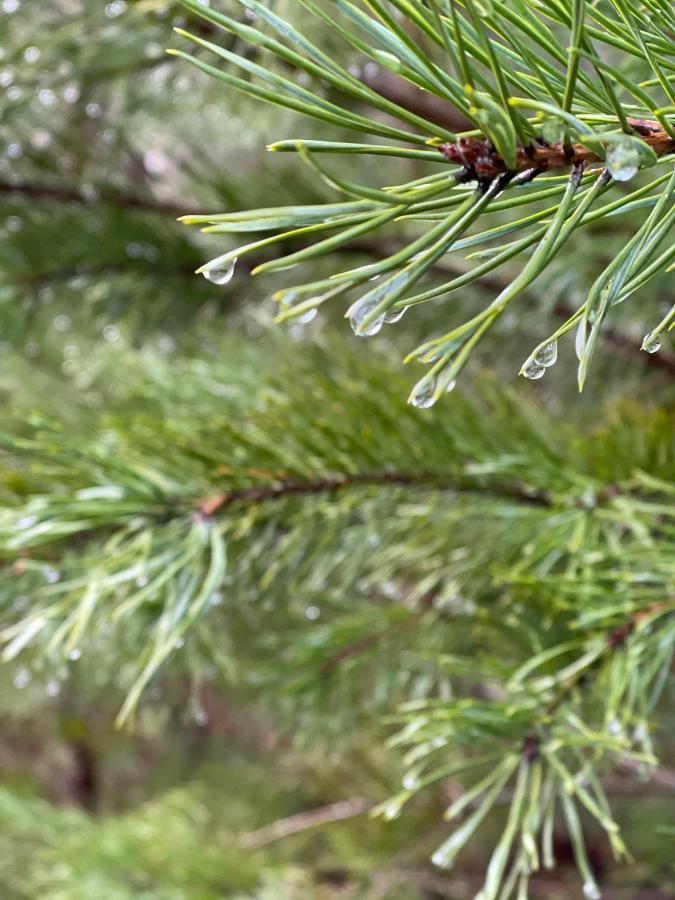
xmin=0 ymin=1 xmax=673 ymax=897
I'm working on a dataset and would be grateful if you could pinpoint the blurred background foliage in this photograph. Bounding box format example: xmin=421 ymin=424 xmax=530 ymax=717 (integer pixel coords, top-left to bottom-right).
xmin=0 ymin=1 xmax=673 ymax=897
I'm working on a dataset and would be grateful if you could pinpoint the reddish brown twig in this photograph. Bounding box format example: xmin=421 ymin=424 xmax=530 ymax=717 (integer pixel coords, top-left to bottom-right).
xmin=439 ymin=119 xmax=674 ymax=180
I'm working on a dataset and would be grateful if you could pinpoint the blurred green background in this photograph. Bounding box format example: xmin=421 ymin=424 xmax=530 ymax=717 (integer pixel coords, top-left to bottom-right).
xmin=0 ymin=2 xmax=673 ymax=897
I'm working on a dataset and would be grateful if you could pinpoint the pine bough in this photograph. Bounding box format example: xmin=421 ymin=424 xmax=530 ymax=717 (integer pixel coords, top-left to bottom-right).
xmin=171 ymin=0 xmax=674 ymax=404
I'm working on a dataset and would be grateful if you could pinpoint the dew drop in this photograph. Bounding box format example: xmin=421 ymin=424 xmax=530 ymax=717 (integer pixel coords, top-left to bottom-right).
xmin=582 ymin=879 xmax=601 ymax=900
xmin=384 ymin=305 xmax=408 ymax=324
xmin=444 ymin=380 xmax=456 ymax=394
xmin=575 ymin=319 xmax=586 ymax=361
xmin=67 ymin=648 xmax=81 ymax=661
xmin=24 ymin=46 xmax=41 ymax=64
xmin=521 ymin=359 xmax=546 ymax=380
xmin=38 ymin=88 xmax=57 ymax=108
xmin=63 ymin=84 xmax=80 ymax=104
xmin=541 ymin=117 xmax=564 ymax=144
xmin=607 ymin=718 xmax=622 ymax=736
xmin=409 ymin=378 xmax=437 ymax=408
xmin=17 ymin=515 xmax=37 ymax=529
xmin=642 ymin=332 xmax=661 ymax=354
xmin=14 ymin=668 xmax=31 ymax=689
xmin=103 ymin=324 xmax=121 ymax=342
xmin=105 ymin=0 xmax=126 ymax=17
xmin=46 ymin=679 xmax=61 ymax=697
xmin=305 ymin=605 xmax=320 ymax=620
xmin=347 ymin=297 xmax=384 ymax=336
xmin=43 ymin=566 xmax=61 ymax=583
xmin=607 ymin=139 xmax=639 ymax=182
xmin=402 ymin=773 xmax=420 ymax=790
xmin=534 ymin=340 xmax=558 ymax=367
xmin=297 ymin=308 xmax=317 ymax=324
xmin=202 ymin=258 xmax=236 ymax=285
xmin=193 ymin=706 xmax=209 ymax=726
xmin=431 ymin=850 xmax=449 ymax=868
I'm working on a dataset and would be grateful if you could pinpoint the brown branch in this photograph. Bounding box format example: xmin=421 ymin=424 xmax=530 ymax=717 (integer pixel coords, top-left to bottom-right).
xmin=439 ymin=119 xmax=675 ymax=179
xmin=0 ymin=178 xmax=202 ymax=218
xmin=360 ymin=68 xmax=472 ymax=132
xmin=241 ymin=797 xmax=369 ymax=849
xmin=195 ymin=471 xmax=553 ymax=519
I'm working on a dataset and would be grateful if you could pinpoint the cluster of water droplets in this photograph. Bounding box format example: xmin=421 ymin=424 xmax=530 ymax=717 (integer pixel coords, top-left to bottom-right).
xmin=521 ymin=340 xmax=558 ymax=380
xmin=606 ymin=138 xmax=640 ymax=182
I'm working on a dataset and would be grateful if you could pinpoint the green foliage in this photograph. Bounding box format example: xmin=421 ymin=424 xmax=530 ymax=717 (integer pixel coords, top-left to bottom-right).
xmin=173 ymin=0 xmax=674 ymax=400
xmin=0 ymin=2 xmax=674 ymax=898
xmin=1 ymin=332 xmax=674 ymax=896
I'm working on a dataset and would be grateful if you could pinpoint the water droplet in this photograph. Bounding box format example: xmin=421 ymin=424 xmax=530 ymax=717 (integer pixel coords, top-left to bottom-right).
xmin=582 ymin=879 xmax=601 ymax=900
xmin=193 ymin=706 xmax=209 ymax=726
xmin=642 ymin=332 xmax=661 ymax=354
xmin=67 ymin=648 xmax=81 ymax=661
xmin=607 ymin=718 xmax=622 ymax=736
xmin=2 ymin=0 xmax=20 ymax=12
xmin=38 ymin=88 xmax=57 ymax=108
xmin=444 ymin=379 xmax=456 ymax=394
xmin=208 ymin=591 xmax=224 ymax=607
xmin=14 ymin=668 xmax=31 ymax=689
xmin=0 ymin=69 xmax=14 ymax=88
xmin=297 ymin=308 xmax=317 ymax=324
xmin=53 ymin=315 xmax=71 ymax=332
xmin=384 ymin=305 xmax=408 ymax=324
xmin=103 ymin=324 xmax=120 ymax=342
xmin=202 ymin=258 xmax=236 ymax=285
xmin=541 ymin=117 xmax=564 ymax=144
xmin=431 ymin=850 xmax=449 ymax=868
xmin=63 ymin=84 xmax=80 ymax=104
xmin=6 ymin=141 xmax=22 ymax=159
xmin=31 ymin=129 xmax=52 ymax=150
xmin=86 ymin=102 xmax=102 ymax=119
xmin=43 ymin=566 xmax=61 ymax=583
xmin=17 ymin=515 xmax=37 ymax=529
xmin=24 ymin=46 xmax=41 ymax=64
xmin=305 ymin=605 xmax=320 ymax=620
xmin=46 ymin=679 xmax=61 ymax=697
xmin=575 ymin=319 xmax=587 ymax=361
xmin=607 ymin=139 xmax=639 ymax=182
xmin=521 ymin=359 xmax=546 ymax=380
xmin=409 ymin=378 xmax=437 ymax=408
xmin=534 ymin=340 xmax=558 ymax=367
xmin=105 ymin=0 xmax=126 ymax=17
xmin=347 ymin=297 xmax=384 ymax=336
xmin=135 ymin=574 xmax=149 ymax=588
xmin=402 ymin=773 xmax=420 ymax=790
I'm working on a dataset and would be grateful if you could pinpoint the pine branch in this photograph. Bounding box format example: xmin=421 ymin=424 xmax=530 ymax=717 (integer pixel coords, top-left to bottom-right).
xmin=0 ymin=178 xmax=201 ymax=218
xmin=241 ymin=798 xmax=369 ymax=849
xmin=439 ymin=119 xmax=674 ymax=181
